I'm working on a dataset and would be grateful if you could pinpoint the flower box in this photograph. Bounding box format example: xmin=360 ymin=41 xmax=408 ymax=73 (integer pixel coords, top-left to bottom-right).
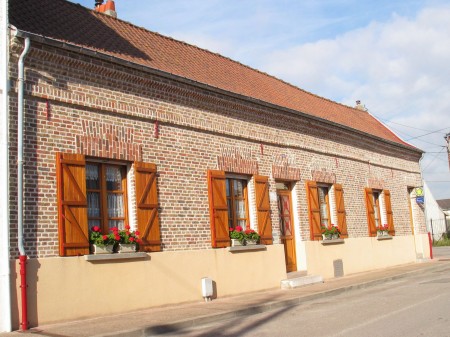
xmin=92 ymin=244 xmax=115 ymax=254
xmin=231 ymin=239 xmax=244 ymax=247
xmin=118 ymin=243 xmax=137 ymax=253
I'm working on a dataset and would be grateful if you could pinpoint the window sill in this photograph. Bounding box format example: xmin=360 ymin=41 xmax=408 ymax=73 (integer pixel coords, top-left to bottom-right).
xmin=321 ymin=239 xmax=345 ymax=245
xmin=377 ymin=235 xmax=393 ymax=241
xmin=85 ymin=252 xmax=149 ymax=262
xmin=228 ymin=245 xmax=267 ymax=252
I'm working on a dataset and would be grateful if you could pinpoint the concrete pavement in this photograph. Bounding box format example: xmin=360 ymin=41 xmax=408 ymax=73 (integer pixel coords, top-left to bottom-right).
xmin=1 ymin=248 xmax=449 ymax=337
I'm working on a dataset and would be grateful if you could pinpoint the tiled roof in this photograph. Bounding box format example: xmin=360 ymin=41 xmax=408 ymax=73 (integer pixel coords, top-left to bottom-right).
xmin=437 ymin=199 xmax=450 ymax=210
xmin=10 ymin=0 xmax=415 ymax=149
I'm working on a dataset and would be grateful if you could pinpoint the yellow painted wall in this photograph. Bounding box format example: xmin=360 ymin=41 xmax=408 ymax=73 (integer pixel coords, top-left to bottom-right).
xmin=304 ymin=235 xmax=428 ymax=279
xmin=10 ymin=245 xmax=286 ymax=329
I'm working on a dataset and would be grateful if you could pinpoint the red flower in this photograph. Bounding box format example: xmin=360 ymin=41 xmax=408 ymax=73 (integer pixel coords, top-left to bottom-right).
xmin=229 ymin=227 xmax=234 ymax=232
xmin=125 ymin=225 xmax=131 ymax=230
xmin=235 ymin=225 xmax=243 ymax=232
xmin=114 ymin=235 xmax=120 ymax=241
xmin=102 ymin=235 xmax=108 ymax=240
xmin=110 ymin=227 xmax=118 ymax=232
xmin=92 ymin=226 xmax=100 ymax=232
xmin=135 ymin=231 xmax=140 ymax=236
xmin=129 ymin=237 xmax=135 ymax=242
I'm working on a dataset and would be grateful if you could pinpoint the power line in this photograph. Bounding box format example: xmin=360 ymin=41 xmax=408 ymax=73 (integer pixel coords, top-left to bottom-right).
xmin=421 ymin=147 xmax=446 ymax=172
xmin=405 ymin=126 xmax=450 ymax=141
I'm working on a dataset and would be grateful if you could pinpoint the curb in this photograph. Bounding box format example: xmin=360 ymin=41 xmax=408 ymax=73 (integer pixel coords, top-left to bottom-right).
xmin=95 ymin=262 xmax=445 ymax=337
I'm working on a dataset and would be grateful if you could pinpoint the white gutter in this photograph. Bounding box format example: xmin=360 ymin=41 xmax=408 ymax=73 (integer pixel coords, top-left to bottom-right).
xmin=0 ymin=0 xmax=12 ymax=332
xmin=17 ymin=37 xmax=30 ymax=256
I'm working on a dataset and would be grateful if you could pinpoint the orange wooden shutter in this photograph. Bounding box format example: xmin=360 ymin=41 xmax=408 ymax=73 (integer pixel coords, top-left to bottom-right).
xmin=56 ymin=153 xmax=89 ymax=256
xmin=365 ymin=188 xmax=377 ymax=237
xmin=255 ymin=175 xmax=273 ymax=245
xmin=334 ymin=184 xmax=348 ymax=239
xmin=135 ymin=161 xmax=161 ymax=252
xmin=384 ymin=190 xmax=395 ymax=236
xmin=306 ymin=181 xmax=322 ymax=241
xmin=207 ymin=170 xmax=230 ymax=248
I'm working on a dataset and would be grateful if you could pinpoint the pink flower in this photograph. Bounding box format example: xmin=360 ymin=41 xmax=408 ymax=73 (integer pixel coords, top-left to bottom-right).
xmin=235 ymin=226 xmax=243 ymax=232
xmin=229 ymin=227 xmax=233 ymax=232
xmin=92 ymin=226 xmax=100 ymax=232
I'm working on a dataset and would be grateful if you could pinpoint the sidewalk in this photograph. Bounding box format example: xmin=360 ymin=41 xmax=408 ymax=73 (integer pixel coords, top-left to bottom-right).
xmin=1 ymin=259 xmax=447 ymax=337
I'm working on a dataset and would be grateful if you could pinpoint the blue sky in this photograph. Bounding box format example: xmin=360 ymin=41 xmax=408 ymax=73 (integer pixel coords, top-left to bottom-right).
xmin=72 ymin=0 xmax=450 ymax=200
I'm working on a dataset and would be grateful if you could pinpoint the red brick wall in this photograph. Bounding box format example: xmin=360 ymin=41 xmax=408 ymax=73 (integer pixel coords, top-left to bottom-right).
xmin=7 ymin=39 xmax=425 ymax=258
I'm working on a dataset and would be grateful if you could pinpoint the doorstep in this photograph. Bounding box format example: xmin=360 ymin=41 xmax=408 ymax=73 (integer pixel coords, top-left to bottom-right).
xmin=280 ymin=272 xmax=324 ymax=289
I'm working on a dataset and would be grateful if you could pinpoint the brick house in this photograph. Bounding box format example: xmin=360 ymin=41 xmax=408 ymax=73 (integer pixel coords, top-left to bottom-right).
xmin=0 ymin=0 xmax=429 ymax=330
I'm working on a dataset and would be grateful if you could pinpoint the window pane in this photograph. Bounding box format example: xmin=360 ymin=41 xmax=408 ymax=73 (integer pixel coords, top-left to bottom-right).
xmin=108 ymin=193 xmax=124 ymax=217
xmin=226 ymin=179 xmax=230 ymax=197
xmin=106 ymin=166 xmax=122 ymax=191
xmin=234 ymin=180 xmax=244 ymax=197
xmin=87 ymin=192 xmax=100 ymax=217
xmin=86 ymin=164 xmax=99 ymax=189
xmin=237 ymin=220 xmax=246 ymax=228
xmin=235 ymin=199 xmax=246 ymax=218
xmin=227 ymin=199 xmax=232 ymax=224
xmin=109 ymin=220 xmax=124 ymax=230
xmin=88 ymin=219 xmax=101 ymax=229
xmin=318 ymin=186 xmax=327 ymax=203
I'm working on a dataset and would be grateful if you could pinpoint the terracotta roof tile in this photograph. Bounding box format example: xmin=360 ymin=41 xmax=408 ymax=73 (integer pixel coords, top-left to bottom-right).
xmin=10 ymin=0 xmax=415 ymax=148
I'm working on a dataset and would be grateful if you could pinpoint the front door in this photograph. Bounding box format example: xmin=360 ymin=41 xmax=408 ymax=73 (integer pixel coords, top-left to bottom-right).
xmin=277 ymin=183 xmax=297 ymax=272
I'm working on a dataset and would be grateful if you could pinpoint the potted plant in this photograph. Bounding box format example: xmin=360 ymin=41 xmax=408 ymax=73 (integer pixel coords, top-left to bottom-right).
xmin=244 ymin=229 xmax=260 ymax=245
xmin=377 ymin=224 xmax=389 ymax=236
xmin=229 ymin=226 xmax=245 ymax=246
xmin=321 ymin=224 xmax=340 ymax=240
xmin=117 ymin=225 xmax=141 ymax=253
xmin=89 ymin=226 xmax=119 ymax=254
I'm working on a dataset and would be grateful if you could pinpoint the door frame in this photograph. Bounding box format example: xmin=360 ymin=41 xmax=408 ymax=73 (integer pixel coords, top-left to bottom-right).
xmin=276 ymin=182 xmax=297 ymax=272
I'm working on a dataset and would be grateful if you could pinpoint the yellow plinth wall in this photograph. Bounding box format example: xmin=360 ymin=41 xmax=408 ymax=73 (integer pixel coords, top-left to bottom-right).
xmin=10 ymin=245 xmax=286 ymax=329
xmin=305 ymin=234 xmax=430 ymax=279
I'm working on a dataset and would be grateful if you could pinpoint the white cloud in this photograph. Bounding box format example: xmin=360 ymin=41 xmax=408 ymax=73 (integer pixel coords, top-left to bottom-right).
xmin=258 ymin=5 xmax=450 ymax=198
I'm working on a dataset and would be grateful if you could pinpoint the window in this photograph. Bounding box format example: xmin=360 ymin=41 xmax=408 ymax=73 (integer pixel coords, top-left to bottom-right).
xmin=306 ymin=181 xmax=348 ymax=240
xmin=317 ymin=185 xmax=331 ymax=226
xmin=56 ymin=153 xmax=161 ymax=256
xmin=207 ymin=170 xmax=273 ymax=248
xmin=86 ymin=163 xmax=128 ymax=232
xmin=226 ymin=178 xmax=249 ymax=229
xmin=371 ymin=190 xmax=382 ymax=229
xmin=364 ymin=188 xmax=395 ymax=237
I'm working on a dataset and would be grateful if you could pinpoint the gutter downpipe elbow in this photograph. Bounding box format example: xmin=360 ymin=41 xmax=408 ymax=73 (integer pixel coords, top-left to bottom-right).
xmin=17 ymin=36 xmax=30 ymax=331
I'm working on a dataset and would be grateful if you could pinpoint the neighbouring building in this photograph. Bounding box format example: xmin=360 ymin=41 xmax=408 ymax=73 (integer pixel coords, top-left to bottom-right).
xmin=0 ymin=0 xmax=430 ymax=331
xmin=424 ymin=182 xmax=447 ymax=240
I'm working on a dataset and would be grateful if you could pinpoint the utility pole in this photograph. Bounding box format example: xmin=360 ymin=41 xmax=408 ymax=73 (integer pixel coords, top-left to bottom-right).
xmin=446 ymin=133 xmax=450 ymax=171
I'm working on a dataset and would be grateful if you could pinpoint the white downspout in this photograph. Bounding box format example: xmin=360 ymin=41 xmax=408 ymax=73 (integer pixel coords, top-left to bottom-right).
xmin=0 ymin=0 xmax=12 ymax=332
xmin=17 ymin=37 xmax=30 ymax=257
xmin=17 ymin=36 xmax=30 ymax=331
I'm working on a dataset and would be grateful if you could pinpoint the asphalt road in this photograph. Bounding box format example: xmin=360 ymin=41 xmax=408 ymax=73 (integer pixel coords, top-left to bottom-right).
xmin=158 ymin=261 xmax=450 ymax=337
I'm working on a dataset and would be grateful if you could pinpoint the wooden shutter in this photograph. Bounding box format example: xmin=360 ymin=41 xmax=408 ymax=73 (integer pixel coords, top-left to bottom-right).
xmin=384 ymin=190 xmax=395 ymax=236
xmin=365 ymin=188 xmax=377 ymax=237
xmin=255 ymin=175 xmax=273 ymax=245
xmin=334 ymin=184 xmax=348 ymax=239
xmin=56 ymin=153 xmax=89 ymax=256
xmin=207 ymin=170 xmax=230 ymax=248
xmin=306 ymin=181 xmax=322 ymax=241
xmin=135 ymin=161 xmax=161 ymax=252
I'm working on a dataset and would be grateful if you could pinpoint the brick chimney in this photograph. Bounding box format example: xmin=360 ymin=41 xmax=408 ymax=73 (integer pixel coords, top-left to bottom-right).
xmin=95 ymin=0 xmax=117 ymax=18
